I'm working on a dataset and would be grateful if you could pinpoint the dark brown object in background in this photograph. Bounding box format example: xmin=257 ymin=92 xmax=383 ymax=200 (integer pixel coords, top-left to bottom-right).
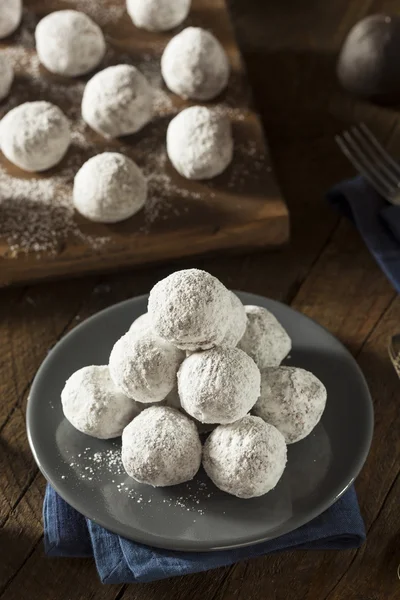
xmin=0 ymin=0 xmax=288 ymax=288
xmin=1 ymin=0 xmax=400 ymax=598
xmin=337 ymin=14 xmax=400 ymax=104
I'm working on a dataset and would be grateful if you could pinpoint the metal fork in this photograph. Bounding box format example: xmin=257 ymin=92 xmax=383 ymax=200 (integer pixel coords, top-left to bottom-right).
xmin=335 ymin=123 xmax=400 ymax=205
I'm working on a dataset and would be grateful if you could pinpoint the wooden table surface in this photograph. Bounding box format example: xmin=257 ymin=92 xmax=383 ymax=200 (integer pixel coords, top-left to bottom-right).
xmin=1 ymin=0 xmax=400 ymax=598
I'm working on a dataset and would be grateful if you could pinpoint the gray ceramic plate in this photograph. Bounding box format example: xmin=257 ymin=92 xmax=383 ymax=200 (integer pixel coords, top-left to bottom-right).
xmin=27 ymin=292 xmax=373 ymax=551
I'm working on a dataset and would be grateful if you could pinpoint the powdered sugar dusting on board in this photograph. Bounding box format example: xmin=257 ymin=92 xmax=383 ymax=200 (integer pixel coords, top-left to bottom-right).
xmin=0 ymin=4 xmax=263 ymax=258
xmin=58 ymin=0 xmax=126 ymax=26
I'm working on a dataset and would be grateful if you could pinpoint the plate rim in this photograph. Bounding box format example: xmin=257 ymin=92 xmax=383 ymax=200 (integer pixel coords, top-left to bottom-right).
xmin=26 ymin=292 xmax=374 ymax=552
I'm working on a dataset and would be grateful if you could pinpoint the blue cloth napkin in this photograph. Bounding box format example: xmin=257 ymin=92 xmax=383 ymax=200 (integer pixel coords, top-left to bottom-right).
xmin=328 ymin=176 xmax=400 ymax=293
xmin=44 ymin=485 xmax=365 ymax=584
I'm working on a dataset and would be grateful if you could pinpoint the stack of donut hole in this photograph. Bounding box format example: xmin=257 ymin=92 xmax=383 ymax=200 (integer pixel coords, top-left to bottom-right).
xmin=62 ymin=268 xmax=328 ymax=499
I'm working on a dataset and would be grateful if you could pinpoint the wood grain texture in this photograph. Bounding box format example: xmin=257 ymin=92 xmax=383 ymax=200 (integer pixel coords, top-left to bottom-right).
xmin=1 ymin=0 xmax=400 ymax=598
xmin=0 ymin=0 xmax=288 ymax=287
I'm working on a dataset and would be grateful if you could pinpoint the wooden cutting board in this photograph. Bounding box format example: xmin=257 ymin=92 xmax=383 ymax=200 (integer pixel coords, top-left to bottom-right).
xmin=0 ymin=0 xmax=289 ymax=287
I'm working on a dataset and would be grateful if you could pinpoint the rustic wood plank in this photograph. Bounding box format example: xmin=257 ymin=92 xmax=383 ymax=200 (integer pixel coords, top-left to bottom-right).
xmin=0 ymin=473 xmax=44 ymax=593
xmin=0 ymin=279 xmax=96 ymax=431
xmin=291 ymin=220 xmax=396 ymax=354
xmin=0 ymin=409 xmax=38 ymax=526
xmin=327 ymin=472 xmax=400 ymax=600
xmin=0 ymin=547 xmax=122 ymax=600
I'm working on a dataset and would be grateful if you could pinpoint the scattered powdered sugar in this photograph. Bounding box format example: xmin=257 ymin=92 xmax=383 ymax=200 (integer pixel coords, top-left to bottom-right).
xmin=61 ymin=440 xmax=210 ymax=516
xmin=58 ymin=0 xmax=126 ymax=26
xmin=119 ymin=474 xmax=213 ymax=516
xmin=65 ymin=445 xmax=125 ymax=481
xmin=137 ymin=53 xmax=175 ymax=116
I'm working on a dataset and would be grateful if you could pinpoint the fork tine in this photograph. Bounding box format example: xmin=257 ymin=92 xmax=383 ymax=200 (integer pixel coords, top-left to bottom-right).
xmin=342 ymin=131 xmax=397 ymax=195
xmin=360 ymin=123 xmax=400 ymax=179
xmin=336 ymin=133 xmax=394 ymax=200
xmin=351 ymin=125 xmax=400 ymax=187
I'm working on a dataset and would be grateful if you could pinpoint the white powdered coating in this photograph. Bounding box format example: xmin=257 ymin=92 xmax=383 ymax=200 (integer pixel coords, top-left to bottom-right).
xmin=164 ymin=386 xmax=216 ymax=433
xmin=109 ymin=330 xmax=184 ymax=403
xmin=253 ymin=367 xmax=327 ymax=444
xmin=127 ymin=0 xmax=191 ymax=32
xmin=203 ymin=415 xmax=287 ymax=498
xmin=0 ymin=0 xmax=22 ymax=39
xmin=222 ymin=292 xmax=247 ymax=347
xmin=0 ymin=101 xmax=71 ymax=172
xmin=129 ymin=312 xmax=152 ymax=335
xmin=161 ymin=27 xmax=230 ymax=100
xmin=238 ymin=305 xmax=292 ymax=369
xmin=167 ymin=106 xmax=233 ymax=180
xmin=178 ymin=346 xmax=261 ymax=424
xmin=35 ymin=10 xmax=106 ymax=77
xmin=148 ymin=269 xmax=231 ymax=350
xmin=82 ymin=64 xmax=153 ymax=139
xmin=0 ymin=54 xmax=13 ymax=100
xmin=73 ymin=152 xmax=147 ymax=223
xmin=122 ymin=406 xmax=202 ymax=486
xmin=61 ymin=365 xmax=140 ymax=439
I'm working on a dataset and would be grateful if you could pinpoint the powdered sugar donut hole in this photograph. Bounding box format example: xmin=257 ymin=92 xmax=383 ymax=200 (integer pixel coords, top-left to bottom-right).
xmin=167 ymin=106 xmax=233 ymax=180
xmin=148 ymin=269 xmax=231 ymax=350
xmin=178 ymin=346 xmax=261 ymax=424
xmin=35 ymin=10 xmax=106 ymax=77
xmin=0 ymin=101 xmax=70 ymax=172
xmin=222 ymin=292 xmax=247 ymax=347
xmin=61 ymin=366 xmax=140 ymax=439
xmin=82 ymin=65 xmax=153 ymax=139
xmin=164 ymin=387 xmax=216 ymax=434
xmin=127 ymin=0 xmax=191 ymax=31
xmin=238 ymin=305 xmax=291 ymax=369
xmin=122 ymin=406 xmax=202 ymax=486
xmin=0 ymin=54 xmax=13 ymax=100
xmin=203 ymin=415 xmax=287 ymax=498
xmin=161 ymin=27 xmax=230 ymax=100
xmin=0 ymin=0 xmax=22 ymax=39
xmin=109 ymin=330 xmax=184 ymax=403
xmin=129 ymin=313 xmax=152 ymax=335
xmin=253 ymin=367 xmax=327 ymax=444
xmin=73 ymin=153 xmax=147 ymax=223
